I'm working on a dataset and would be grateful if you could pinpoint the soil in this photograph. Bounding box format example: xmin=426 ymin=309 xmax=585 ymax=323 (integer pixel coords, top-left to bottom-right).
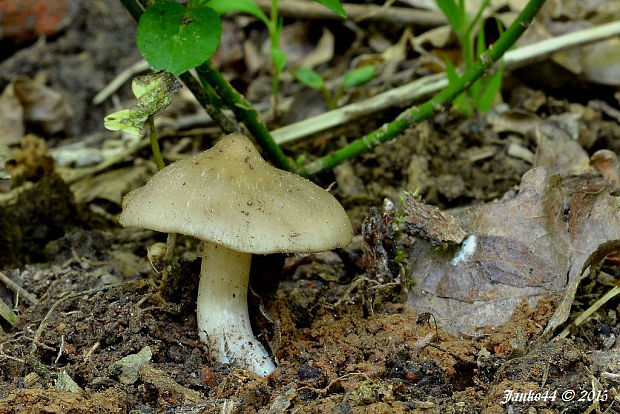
xmin=1 ymin=1 xmax=619 ymax=413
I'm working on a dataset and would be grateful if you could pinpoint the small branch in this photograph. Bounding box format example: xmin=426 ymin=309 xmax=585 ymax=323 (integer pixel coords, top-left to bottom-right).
xmin=0 ymin=271 xmax=38 ymax=306
xmin=92 ymin=60 xmax=150 ymax=105
xmin=119 ymin=0 xmax=143 ymax=21
xmin=196 ymin=61 xmax=294 ymax=170
xmin=148 ymin=116 xmax=165 ymax=170
xmin=300 ymin=0 xmax=547 ymax=176
xmin=253 ymin=0 xmax=446 ymax=26
xmin=273 ymin=20 xmax=620 ymax=146
xmin=557 ymin=286 xmax=620 ymax=339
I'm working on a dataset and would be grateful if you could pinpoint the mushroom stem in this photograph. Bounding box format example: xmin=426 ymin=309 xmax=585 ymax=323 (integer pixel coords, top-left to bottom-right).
xmin=197 ymin=241 xmax=276 ymax=376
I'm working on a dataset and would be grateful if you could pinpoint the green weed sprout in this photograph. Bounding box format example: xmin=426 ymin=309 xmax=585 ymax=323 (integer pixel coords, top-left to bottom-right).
xmin=294 ymin=65 xmax=376 ymax=110
xmin=436 ymin=0 xmax=504 ymax=116
xmin=136 ymin=0 xmax=346 ymax=120
xmin=104 ymin=71 xmax=180 ymax=170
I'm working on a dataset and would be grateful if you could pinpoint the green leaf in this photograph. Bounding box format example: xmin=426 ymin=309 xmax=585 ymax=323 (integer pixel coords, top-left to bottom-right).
xmin=445 ymin=59 xmax=473 ymax=116
xmin=271 ymin=48 xmax=287 ymax=73
xmin=132 ymin=71 xmax=181 ymax=114
xmin=0 ymin=298 xmax=17 ymax=326
xmin=206 ymin=0 xmax=270 ymax=27
xmin=312 ymin=0 xmax=347 ymax=18
xmin=104 ymin=109 xmax=145 ymax=136
xmin=294 ymin=67 xmax=324 ymax=89
xmin=435 ymin=0 xmax=465 ymax=32
xmin=475 ymin=62 xmax=503 ymax=113
xmin=137 ymin=1 xmax=222 ymax=76
xmin=444 ymin=59 xmax=459 ymax=84
xmin=469 ymin=24 xmax=486 ymax=102
xmin=342 ymin=66 xmax=376 ymax=88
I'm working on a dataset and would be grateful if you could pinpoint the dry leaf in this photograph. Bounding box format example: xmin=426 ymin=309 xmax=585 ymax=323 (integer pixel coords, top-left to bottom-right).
xmin=12 ymin=76 xmax=73 ymax=135
xmin=405 ymin=167 xmax=620 ymax=335
xmin=70 ymin=164 xmax=153 ymax=205
xmin=0 ymin=82 xmax=24 ymax=145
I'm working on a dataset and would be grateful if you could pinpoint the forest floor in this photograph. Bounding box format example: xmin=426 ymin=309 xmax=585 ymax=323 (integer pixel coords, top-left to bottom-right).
xmin=0 ymin=0 xmax=619 ymax=413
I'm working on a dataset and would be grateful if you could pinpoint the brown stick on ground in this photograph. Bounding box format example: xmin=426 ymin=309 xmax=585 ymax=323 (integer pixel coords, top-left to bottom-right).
xmin=253 ymin=0 xmax=446 ymax=26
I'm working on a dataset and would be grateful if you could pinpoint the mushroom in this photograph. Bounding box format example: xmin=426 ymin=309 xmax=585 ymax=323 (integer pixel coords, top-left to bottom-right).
xmin=119 ymin=133 xmax=353 ymax=376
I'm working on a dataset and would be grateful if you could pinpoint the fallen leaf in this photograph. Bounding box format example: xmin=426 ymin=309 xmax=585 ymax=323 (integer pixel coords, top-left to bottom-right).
xmin=405 ymin=167 xmax=620 ymax=336
xmin=13 ymin=76 xmax=73 ymax=135
xmin=70 ymin=164 xmax=153 ymax=205
xmin=0 ymin=82 xmax=24 ymax=145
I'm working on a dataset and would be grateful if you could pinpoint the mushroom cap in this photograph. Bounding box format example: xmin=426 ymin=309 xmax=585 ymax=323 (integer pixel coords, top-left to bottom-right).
xmin=119 ymin=134 xmax=353 ymax=254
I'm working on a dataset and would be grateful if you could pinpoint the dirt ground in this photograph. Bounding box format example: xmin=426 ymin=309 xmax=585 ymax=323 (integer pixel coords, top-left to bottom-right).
xmin=0 ymin=0 xmax=619 ymax=413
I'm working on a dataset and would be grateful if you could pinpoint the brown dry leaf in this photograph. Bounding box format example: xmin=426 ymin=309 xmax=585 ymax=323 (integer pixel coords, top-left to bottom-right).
xmin=405 ymin=167 xmax=620 ymax=336
xmin=514 ymin=0 xmax=620 ymax=85
xmin=401 ymin=195 xmax=466 ymax=246
xmin=298 ymin=27 xmax=334 ymax=69
xmin=0 ymin=81 xmax=24 ymax=145
xmin=590 ymin=149 xmax=620 ymax=193
xmin=12 ymin=75 xmax=73 ymax=135
xmin=533 ymin=119 xmax=590 ymax=176
xmin=70 ymin=164 xmax=153 ymax=205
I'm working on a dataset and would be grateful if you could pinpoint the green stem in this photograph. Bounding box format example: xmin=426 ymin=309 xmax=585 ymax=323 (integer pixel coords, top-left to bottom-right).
xmin=322 ymin=87 xmax=336 ymax=111
xmin=196 ymin=61 xmax=294 ymax=170
xmin=300 ymin=0 xmax=546 ymax=176
xmin=119 ymin=0 xmax=142 ymax=21
xmin=270 ymin=0 xmax=280 ymax=120
xmin=148 ymin=116 xmax=165 ymax=170
xmin=182 ymin=72 xmax=241 ymax=134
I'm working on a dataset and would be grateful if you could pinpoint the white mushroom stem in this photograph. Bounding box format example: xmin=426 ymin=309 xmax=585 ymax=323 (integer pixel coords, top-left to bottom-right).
xmin=197 ymin=241 xmax=276 ymax=377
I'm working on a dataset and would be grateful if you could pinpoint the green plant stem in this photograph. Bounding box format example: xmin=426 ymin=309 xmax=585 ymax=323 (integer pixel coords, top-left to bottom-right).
xmin=148 ymin=116 xmax=165 ymax=170
xmin=196 ymin=61 xmax=294 ymax=170
xmin=181 ymin=72 xmax=241 ymax=134
xmin=270 ymin=0 xmax=281 ymax=120
xmin=300 ymin=0 xmax=546 ymax=176
xmin=119 ymin=0 xmax=143 ymax=21
xmin=322 ymin=87 xmax=336 ymax=111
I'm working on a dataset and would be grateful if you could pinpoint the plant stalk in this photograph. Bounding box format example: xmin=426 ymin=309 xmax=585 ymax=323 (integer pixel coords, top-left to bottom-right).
xmin=270 ymin=0 xmax=280 ymax=120
xmin=148 ymin=116 xmax=165 ymax=170
xmin=300 ymin=0 xmax=546 ymax=176
xmin=182 ymin=72 xmax=241 ymax=134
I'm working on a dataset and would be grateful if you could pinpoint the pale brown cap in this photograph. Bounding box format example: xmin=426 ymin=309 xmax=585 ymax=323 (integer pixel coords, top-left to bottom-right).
xmin=119 ymin=134 xmax=353 ymax=254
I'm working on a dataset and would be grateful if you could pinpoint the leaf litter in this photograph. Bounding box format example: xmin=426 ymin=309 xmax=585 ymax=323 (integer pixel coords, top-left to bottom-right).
xmin=0 ymin=0 xmax=620 ymax=412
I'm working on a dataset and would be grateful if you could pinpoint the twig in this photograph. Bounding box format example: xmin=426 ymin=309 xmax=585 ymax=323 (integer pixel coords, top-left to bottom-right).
xmin=92 ymin=60 xmax=150 ymax=105
xmin=557 ymin=286 xmax=620 ymax=339
xmin=253 ymin=0 xmax=446 ymax=26
xmin=0 ymin=271 xmax=39 ymax=306
xmin=272 ymin=20 xmax=620 ymax=146
xmin=298 ymin=0 xmax=546 ymax=176
xmin=54 ymin=335 xmax=65 ymax=365
xmin=297 ymin=372 xmax=369 ymax=396
xmin=119 ymin=0 xmax=143 ymax=21
xmin=148 ymin=116 xmax=165 ymax=170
